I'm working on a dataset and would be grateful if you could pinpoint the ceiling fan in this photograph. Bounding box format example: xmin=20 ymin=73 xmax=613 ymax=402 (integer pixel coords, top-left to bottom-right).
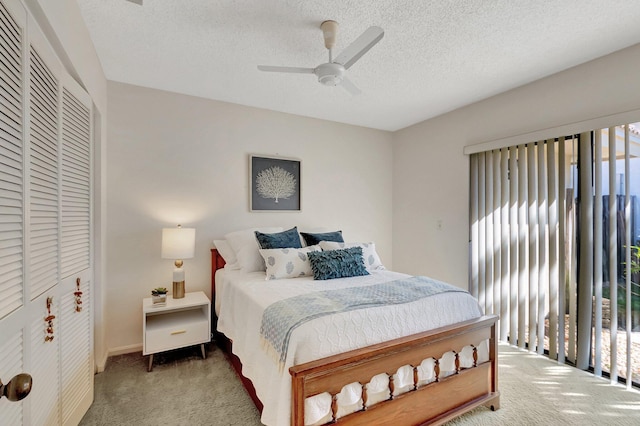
xmin=257 ymin=21 xmax=384 ymax=96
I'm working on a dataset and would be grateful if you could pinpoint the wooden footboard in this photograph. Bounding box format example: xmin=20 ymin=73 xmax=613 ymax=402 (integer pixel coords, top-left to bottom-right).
xmin=290 ymin=315 xmax=499 ymax=425
xmin=211 ymin=249 xmax=499 ymax=426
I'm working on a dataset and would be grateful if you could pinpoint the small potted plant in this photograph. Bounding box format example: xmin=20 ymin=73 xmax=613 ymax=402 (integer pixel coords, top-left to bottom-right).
xmin=151 ymin=287 xmax=168 ymax=305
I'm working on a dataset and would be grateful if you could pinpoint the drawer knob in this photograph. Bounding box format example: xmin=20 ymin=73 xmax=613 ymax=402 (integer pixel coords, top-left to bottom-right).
xmin=170 ymin=330 xmax=186 ymax=335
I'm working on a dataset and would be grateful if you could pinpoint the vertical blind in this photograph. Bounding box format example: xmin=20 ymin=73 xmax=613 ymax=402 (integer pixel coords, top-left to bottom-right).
xmin=470 ymin=138 xmax=574 ymax=355
xmin=470 ymin=127 xmax=636 ymax=387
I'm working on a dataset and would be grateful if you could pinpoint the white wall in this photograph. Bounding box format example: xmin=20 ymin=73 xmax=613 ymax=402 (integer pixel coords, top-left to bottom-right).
xmin=106 ymin=82 xmax=393 ymax=353
xmin=392 ymin=43 xmax=640 ymax=289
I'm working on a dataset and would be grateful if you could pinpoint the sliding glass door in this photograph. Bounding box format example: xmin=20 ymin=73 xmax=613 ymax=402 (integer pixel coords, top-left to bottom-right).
xmin=593 ymin=125 xmax=640 ymax=386
xmin=469 ymin=124 xmax=639 ymax=387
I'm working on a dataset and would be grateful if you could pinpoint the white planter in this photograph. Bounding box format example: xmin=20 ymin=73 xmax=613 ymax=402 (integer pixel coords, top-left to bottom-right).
xmin=151 ymin=294 xmax=167 ymax=306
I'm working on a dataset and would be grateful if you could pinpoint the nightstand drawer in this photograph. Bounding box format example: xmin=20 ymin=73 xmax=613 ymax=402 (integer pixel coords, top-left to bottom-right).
xmin=144 ymin=308 xmax=209 ymax=354
xmin=145 ymin=321 xmax=208 ymax=354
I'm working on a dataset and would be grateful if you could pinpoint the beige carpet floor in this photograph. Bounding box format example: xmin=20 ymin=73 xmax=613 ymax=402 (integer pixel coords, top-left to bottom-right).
xmin=81 ymin=343 xmax=640 ymax=425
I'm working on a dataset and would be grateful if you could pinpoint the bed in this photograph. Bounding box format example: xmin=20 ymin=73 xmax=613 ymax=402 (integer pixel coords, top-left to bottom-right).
xmin=211 ymin=230 xmax=499 ymax=426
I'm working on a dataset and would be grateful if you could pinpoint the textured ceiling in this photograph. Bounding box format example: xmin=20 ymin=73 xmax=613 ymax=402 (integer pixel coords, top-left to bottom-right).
xmin=76 ymin=0 xmax=640 ymax=131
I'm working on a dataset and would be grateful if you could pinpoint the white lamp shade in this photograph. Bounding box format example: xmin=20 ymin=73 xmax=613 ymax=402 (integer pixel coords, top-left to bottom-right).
xmin=161 ymin=227 xmax=196 ymax=259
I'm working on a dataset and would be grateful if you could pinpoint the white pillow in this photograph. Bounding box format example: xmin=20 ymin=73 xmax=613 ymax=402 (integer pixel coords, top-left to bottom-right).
xmin=318 ymin=241 xmax=385 ymax=271
xmin=213 ymin=239 xmax=240 ymax=270
xmin=259 ymin=245 xmax=321 ymax=280
xmin=225 ymin=227 xmax=283 ymax=272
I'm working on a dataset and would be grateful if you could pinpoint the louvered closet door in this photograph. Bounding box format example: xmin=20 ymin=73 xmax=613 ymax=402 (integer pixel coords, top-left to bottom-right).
xmin=26 ymin=13 xmax=94 ymax=426
xmin=0 ymin=0 xmax=28 ymax=424
xmin=58 ymin=72 xmax=93 ymax=426
xmin=25 ymin=15 xmax=65 ymax=425
xmin=1 ymin=0 xmax=94 ymax=424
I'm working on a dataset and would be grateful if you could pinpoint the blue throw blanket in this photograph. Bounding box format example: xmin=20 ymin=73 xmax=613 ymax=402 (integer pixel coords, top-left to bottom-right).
xmin=260 ymin=276 xmax=467 ymax=366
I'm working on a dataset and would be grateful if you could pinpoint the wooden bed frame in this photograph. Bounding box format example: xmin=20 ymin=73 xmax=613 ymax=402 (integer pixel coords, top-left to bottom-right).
xmin=211 ymin=248 xmax=499 ymax=425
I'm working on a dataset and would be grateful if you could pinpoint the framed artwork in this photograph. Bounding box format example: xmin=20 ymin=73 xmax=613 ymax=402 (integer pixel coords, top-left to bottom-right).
xmin=250 ymin=155 xmax=301 ymax=211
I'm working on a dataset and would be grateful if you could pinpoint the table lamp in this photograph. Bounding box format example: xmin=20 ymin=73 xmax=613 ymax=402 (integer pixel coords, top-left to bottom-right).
xmin=161 ymin=225 xmax=195 ymax=299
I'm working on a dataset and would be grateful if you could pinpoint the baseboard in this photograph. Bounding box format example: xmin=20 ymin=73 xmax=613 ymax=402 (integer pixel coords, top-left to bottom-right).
xmin=95 ymin=339 xmax=139 ymax=373
xmin=93 ymin=344 xmax=148 ymax=372
xmin=108 ymin=343 xmax=143 ymax=357
xmin=95 ymin=349 xmax=109 ymax=373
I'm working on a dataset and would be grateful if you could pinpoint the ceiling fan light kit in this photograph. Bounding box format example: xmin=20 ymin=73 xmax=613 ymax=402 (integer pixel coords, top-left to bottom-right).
xmin=257 ymin=20 xmax=384 ymax=96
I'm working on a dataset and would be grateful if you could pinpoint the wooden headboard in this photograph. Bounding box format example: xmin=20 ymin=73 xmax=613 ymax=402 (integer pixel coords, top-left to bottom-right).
xmin=210 ymin=248 xmax=226 ymax=309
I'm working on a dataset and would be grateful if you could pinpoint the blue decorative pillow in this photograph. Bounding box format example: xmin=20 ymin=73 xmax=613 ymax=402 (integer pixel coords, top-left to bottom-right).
xmin=307 ymin=247 xmax=369 ymax=280
xmin=255 ymin=227 xmax=302 ymax=249
xmin=300 ymin=230 xmax=344 ymax=246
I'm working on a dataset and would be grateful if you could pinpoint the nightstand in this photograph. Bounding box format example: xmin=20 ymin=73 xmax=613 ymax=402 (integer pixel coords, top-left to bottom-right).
xmin=143 ymin=291 xmax=211 ymax=371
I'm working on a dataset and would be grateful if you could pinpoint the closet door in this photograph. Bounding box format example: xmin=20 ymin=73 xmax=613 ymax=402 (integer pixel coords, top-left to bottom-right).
xmin=0 ymin=0 xmax=94 ymax=424
xmin=59 ymin=74 xmax=93 ymax=426
xmin=26 ymin=10 xmax=62 ymax=424
xmin=0 ymin=0 xmax=29 ymax=424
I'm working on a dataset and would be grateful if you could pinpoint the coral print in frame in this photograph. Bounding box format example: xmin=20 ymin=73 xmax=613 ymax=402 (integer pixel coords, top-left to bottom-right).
xmin=250 ymin=155 xmax=301 ymax=211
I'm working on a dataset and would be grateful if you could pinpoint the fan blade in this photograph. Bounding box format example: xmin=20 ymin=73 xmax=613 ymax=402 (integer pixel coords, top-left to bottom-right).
xmin=340 ymin=76 xmax=361 ymax=96
xmin=257 ymin=65 xmax=315 ymax=74
xmin=334 ymin=26 xmax=384 ymax=70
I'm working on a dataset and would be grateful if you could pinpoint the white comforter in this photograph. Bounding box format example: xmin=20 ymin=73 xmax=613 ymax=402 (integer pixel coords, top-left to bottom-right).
xmin=215 ymin=269 xmax=482 ymax=426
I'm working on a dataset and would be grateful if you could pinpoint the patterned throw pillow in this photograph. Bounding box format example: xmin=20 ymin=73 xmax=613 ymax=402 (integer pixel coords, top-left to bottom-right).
xmin=259 ymin=245 xmax=321 ymax=280
xmin=307 ymin=247 xmax=369 ymax=280
xmin=319 ymin=241 xmax=385 ymax=271
xmin=255 ymin=226 xmax=302 ymax=249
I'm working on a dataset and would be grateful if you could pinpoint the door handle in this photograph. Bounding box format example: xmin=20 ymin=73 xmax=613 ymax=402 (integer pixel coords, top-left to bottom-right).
xmin=0 ymin=373 xmax=32 ymax=402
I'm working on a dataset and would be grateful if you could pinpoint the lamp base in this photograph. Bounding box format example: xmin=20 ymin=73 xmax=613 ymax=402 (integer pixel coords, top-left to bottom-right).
xmin=172 ymin=281 xmax=185 ymax=299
